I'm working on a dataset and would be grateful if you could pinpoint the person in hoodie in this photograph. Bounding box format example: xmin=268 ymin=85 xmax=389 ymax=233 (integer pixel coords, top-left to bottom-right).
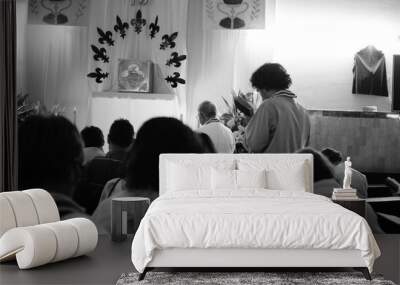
xmin=245 ymin=63 xmax=310 ymax=153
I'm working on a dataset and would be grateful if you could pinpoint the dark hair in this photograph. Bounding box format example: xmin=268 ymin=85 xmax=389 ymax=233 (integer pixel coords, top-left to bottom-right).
xmin=198 ymin=101 xmax=217 ymax=119
xmin=321 ymin=147 xmax=343 ymax=165
xmin=250 ymin=63 xmax=292 ymax=91
xmin=125 ymin=117 xmax=205 ymax=191
xmin=81 ymin=126 xmax=104 ymax=148
xmin=297 ymin=147 xmax=334 ymax=182
xmin=197 ymin=132 xmax=216 ymax=153
xmin=108 ymin=119 xmax=134 ymax=148
xmin=18 ymin=115 xmax=83 ymax=195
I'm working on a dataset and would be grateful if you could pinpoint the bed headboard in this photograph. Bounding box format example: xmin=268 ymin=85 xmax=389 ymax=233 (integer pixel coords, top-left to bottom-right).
xmin=159 ymin=154 xmax=313 ymax=195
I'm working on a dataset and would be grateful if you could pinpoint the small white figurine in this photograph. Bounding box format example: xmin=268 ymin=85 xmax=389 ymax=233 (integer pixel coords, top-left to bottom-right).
xmin=343 ymin=157 xmax=352 ymax=189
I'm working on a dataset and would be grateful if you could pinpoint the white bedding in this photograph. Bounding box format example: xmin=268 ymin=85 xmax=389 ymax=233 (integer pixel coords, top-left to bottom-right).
xmin=131 ymin=190 xmax=380 ymax=273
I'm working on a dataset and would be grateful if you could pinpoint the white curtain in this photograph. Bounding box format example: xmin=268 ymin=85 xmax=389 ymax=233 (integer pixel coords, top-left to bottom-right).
xmin=16 ymin=0 xmax=27 ymax=96
xmin=15 ymin=0 xmax=91 ymax=129
xmin=25 ymin=25 xmax=90 ymax=129
xmin=88 ymin=0 xmax=188 ymax=119
xmin=186 ymin=0 xmax=275 ymax=128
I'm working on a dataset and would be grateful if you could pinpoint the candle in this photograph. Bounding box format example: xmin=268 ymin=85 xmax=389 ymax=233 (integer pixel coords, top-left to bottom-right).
xmin=73 ymin=107 xmax=77 ymax=125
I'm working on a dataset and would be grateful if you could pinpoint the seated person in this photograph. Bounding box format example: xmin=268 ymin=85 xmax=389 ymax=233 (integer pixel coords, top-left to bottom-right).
xmin=74 ymin=156 xmax=124 ymax=215
xmin=92 ymin=117 xmax=206 ymax=234
xmin=197 ymin=101 xmax=235 ymax=153
xmin=80 ymin=126 xmax=105 ymax=165
xmin=321 ymin=147 xmax=368 ymax=198
xmin=297 ymin=148 xmax=340 ymax=197
xmin=74 ymin=119 xmax=134 ymax=214
xmin=106 ymin=118 xmax=135 ymax=161
xmin=18 ymin=115 xmax=87 ymax=219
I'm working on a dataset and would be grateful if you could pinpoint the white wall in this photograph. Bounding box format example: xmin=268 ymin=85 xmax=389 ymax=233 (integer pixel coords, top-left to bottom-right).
xmin=91 ymin=92 xmax=179 ymax=152
xmin=271 ymin=0 xmax=400 ymax=111
xmin=193 ymin=0 xmax=400 ymax=114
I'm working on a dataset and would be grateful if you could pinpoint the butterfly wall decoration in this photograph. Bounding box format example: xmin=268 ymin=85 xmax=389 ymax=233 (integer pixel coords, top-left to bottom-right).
xmin=97 ymin=27 xmax=114 ymax=46
xmin=114 ymin=16 xmax=129 ymax=39
xmin=149 ymin=16 xmax=160 ymax=39
xmin=130 ymin=10 xmax=146 ymax=34
xmin=87 ymin=67 xmax=109 ymax=83
xmin=166 ymin=52 xmax=186 ymax=67
xmin=91 ymin=45 xmax=109 ymax=63
xmin=160 ymin=32 xmax=178 ymax=50
xmin=165 ymin=72 xmax=185 ymax=88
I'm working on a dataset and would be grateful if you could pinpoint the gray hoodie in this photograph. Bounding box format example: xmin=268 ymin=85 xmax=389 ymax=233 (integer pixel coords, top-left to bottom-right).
xmin=245 ymin=90 xmax=310 ymax=153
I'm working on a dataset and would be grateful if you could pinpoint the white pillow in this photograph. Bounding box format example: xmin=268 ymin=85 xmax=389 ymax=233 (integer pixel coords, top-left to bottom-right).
xmin=236 ymin=169 xmax=268 ymax=189
xmin=211 ymin=169 xmax=236 ymax=190
xmin=211 ymin=169 xmax=268 ymax=191
xmin=266 ymin=167 xmax=307 ymax=191
xmin=237 ymin=159 xmax=308 ymax=192
xmin=166 ymin=162 xmax=211 ymax=191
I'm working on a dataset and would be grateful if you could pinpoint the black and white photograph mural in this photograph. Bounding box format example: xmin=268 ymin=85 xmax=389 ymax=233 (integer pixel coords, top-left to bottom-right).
xmin=2 ymin=0 xmax=400 ymax=284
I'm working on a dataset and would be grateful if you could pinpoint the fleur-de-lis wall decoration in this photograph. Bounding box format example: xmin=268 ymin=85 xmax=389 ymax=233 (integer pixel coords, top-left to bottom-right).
xmin=165 ymin=72 xmax=185 ymax=88
xmin=130 ymin=10 xmax=146 ymax=34
xmin=87 ymin=67 xmax=109 ymax=83
xmin=160 ymin=32 xmax=178 ymax=50
xmin=89 ymin=12 xmax=186 ymax=88
xmin=149 ymin=15 xmax=160 ymax=39
xmin=91 ymin=45 xmax=109 ymax=63
xmin=97 ymin=27 xmax=114 ymax=46
xmin=166 ymin=52 xmax=186 ymax=67
xmin=114 ymin=16 xmax=129 ymax=39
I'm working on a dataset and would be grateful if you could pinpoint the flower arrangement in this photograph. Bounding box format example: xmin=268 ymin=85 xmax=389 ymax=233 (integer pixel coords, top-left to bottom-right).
xmin=221 ymin=90 xmax=258 ymax=153
xmin=17 ymin=94 xmax=65 ymax=124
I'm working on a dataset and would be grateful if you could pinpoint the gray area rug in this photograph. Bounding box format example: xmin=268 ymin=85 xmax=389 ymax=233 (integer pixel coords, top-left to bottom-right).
xmin=116 ymin=272 xmax=396 ymax=285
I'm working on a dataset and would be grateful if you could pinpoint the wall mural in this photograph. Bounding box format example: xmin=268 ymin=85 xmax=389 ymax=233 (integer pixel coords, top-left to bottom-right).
xmin=28 ymin=0 xmax=89 ymax=26
xmin=87 ymin=9 xmax=186 ymax=89
xmin=204 ymin=0 xmax=265 ymax=30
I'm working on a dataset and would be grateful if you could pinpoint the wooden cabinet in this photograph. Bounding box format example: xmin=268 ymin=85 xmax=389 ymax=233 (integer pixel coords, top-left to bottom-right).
xmin=332 ymin=199 xmax=366 ymax=217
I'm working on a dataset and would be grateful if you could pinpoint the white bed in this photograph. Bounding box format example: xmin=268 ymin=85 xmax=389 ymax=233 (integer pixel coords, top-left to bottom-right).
xmin=131 ymin=154 xmax=380 ymax=280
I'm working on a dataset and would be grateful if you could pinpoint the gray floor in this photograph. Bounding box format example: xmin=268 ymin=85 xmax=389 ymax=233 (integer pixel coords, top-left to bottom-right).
xmin=0 ymin=235 xmax=134 ymax=285
xmin=1 ymin=234 xmax=398 ymax=285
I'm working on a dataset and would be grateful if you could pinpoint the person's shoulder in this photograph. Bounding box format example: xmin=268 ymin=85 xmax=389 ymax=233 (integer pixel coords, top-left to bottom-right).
xmin=218 ymin=122 xmax=234 ymax=134
xmin=105 ymin=177 xmax=121 ymax=186
xmin=103 ymin=178 xmax=125 ymax=195
xmin=197 ymin=124 xmax=208 ymax=132
xmin=198 ymin=122 xmax=219 ymax=133
xmin=255 ymin=98 xmax=279 ymax=116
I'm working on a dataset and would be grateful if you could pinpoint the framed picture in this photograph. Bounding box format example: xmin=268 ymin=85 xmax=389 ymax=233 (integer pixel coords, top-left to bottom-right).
xmin=118 ymin=59 xmax=153 ymax=93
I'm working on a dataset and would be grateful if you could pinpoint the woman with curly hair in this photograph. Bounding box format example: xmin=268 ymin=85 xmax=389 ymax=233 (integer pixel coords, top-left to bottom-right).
xmin=245 ymin=63 xmax=310 ymax=153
